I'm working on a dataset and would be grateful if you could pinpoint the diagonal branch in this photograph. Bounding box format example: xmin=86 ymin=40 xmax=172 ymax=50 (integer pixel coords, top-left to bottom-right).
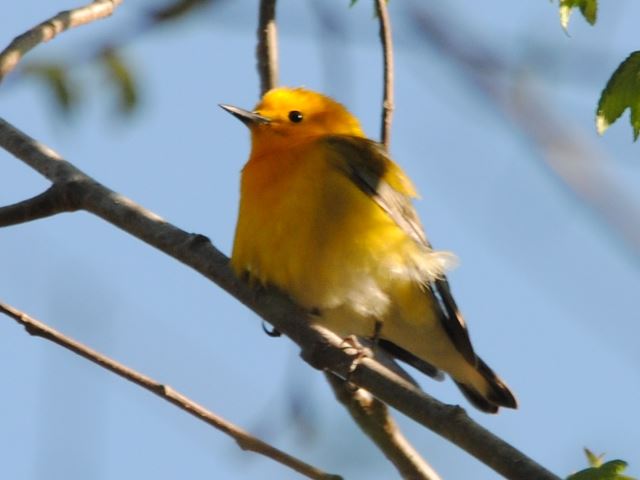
xmin=375 ymin=0 xmax=394 ymax=149
xmin=0 ymin=116 xmax=559 ymax=480
xmin=325 ymin=373 xmax=442 ymax=480
xmin=0 ymin=300 xmax=342 ymax=480
xmin=0 ymin=182 xmax=83 ymax=227
xmin=256 ymin=0 xmax=278 ymax=95
xmin=0 ymin=0 xmax=124 ymax=84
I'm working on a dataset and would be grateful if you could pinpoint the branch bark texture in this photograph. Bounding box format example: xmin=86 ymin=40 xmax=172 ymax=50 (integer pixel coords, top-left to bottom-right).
xmin=0 ymin=301 xmax=341 ymax=480
xmin=256 ymin=0 xmax=278 ymax=95
xmin=0 ymin=0 xmax=123 ymax=84
xmin=375 ymin=0 xmax=394 ymax=149
xmin=326 ymin=373 xmax=442 ymax=480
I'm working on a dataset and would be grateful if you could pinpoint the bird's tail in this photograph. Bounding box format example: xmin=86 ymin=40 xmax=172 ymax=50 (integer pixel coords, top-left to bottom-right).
xmin=455 ymin=356 xmax=518 ymax=414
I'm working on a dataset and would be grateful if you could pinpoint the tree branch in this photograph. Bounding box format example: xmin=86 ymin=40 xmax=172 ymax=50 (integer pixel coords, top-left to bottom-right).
xmin=0 ymin=0 xmax=123 ymax=84
xmin=0 ymin=300 xmax=341 ymax=480
xmin=325 ymin=373 xmax=442 ymax=480
xmin=0 ymin=117 xmax=559 ymax=480
xmin=0 ymin=182 xmax=83 ymax=227
xmin=375 ymin=0 xmax=394 ymax=149
xmin=256 ymin=0 xmax=278 ymax=95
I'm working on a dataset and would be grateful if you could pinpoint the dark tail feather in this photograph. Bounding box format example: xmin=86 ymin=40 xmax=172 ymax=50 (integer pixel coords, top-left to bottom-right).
xmin=476 ymin=356 xmax=518 ymax=409
xmin=378 ymin=339 xmax=445 ymax=380
xmin=456 ymin=356 xmax=518 ymax=413
xmin=454 ymin=381 xmax=499 ymax=413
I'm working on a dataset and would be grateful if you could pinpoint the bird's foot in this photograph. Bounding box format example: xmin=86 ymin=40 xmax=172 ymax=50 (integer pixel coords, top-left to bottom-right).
xmin=339 ymin=335 xmax=373 ymax=387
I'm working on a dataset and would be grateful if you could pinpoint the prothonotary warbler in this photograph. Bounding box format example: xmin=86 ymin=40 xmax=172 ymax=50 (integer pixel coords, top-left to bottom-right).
xmin=221 ymin=87 xmax=517 ymax=413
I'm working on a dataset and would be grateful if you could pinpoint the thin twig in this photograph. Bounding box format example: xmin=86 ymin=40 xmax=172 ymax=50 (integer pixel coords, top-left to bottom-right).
xmin=407 ymin=5 xmax=640 ymax=262
xmin=375 ymin=0 xmax=394 ymax=149
xmin=1 ymin=1 xmax=219 ymax=93
xmin=256 ymin=0 xmax=278 ymax=95
xmin=0 ymin=115 xmax=559 ymax=480
xmin=0 ymin=182 xmax=83 ymax=227
xmin=0 ymin=301 xmax=341 ymax=480
xmin=325 ymin=374 xmax=442 ymax=480
xmin=0 ymin=0 xmax=123 ymax=84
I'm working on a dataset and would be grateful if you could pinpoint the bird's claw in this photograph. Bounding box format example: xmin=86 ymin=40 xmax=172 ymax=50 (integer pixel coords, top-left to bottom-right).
xmin=339 ymin=335 xmax=373 ymax=384
xmin=261 ymin=321 xmax=281 ymax=337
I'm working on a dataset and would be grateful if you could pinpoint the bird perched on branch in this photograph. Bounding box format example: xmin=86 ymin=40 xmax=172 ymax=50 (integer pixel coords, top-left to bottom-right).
xmin=221 ymin=87 xmax=517 ymax=413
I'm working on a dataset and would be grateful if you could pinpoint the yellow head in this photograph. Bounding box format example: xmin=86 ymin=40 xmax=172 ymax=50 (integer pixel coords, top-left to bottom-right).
xmin=220 ymin=87 xmax=365 ymax=151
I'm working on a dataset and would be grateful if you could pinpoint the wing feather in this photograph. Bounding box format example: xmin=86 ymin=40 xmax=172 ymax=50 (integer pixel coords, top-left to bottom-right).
xmin=321 ymin=135 xmax=477 ymax=365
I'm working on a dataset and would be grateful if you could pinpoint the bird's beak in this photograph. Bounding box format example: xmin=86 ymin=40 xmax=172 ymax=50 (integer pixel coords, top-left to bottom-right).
xmin=219 ymin=104 xmax=271 ymax=126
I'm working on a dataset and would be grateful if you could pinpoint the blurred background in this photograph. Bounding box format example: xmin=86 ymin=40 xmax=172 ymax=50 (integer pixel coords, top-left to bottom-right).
xmin=1 ymin=1 xmax=639 ymax=478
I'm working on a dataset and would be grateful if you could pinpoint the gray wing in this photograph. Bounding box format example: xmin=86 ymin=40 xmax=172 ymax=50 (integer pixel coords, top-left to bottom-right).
xmin=322 ymin=135 xmax=477 ymax=365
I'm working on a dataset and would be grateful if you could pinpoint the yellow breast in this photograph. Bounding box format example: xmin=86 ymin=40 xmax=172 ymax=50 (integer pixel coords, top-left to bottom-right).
xmin=231 ymin=140 xmax=421 ymax=316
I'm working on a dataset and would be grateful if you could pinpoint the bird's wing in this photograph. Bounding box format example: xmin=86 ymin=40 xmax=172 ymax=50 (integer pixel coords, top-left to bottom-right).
xmin=321 ymin=135 xmax=476 ymax=365
xmin=321 ymin=135 xmax=427 ymax=246
xmin=429 ymin=277 xmax=475 ymax=364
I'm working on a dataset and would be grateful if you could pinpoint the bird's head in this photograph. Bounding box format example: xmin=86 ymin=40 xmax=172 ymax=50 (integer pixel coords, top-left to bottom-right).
xmin=220 ymin=87 xmax=365 ymax=148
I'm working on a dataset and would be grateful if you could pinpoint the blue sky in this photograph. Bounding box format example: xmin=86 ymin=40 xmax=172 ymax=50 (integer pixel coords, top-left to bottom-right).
xmin=1 ymin=1 xmax=639 ymax=479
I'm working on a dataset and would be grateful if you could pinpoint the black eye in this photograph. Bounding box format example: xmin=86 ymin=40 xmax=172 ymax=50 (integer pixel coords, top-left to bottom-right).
xmin=288 ymin=110 xmax=303 ymax=123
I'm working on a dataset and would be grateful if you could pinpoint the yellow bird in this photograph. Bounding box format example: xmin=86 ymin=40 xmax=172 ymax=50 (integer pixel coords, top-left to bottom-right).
xmin=221 ymin=87 xmax=517 ymax=413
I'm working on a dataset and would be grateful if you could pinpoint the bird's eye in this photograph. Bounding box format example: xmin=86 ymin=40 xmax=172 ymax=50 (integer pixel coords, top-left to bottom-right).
xmin=288 ymin=110 xmax=303 ymax=123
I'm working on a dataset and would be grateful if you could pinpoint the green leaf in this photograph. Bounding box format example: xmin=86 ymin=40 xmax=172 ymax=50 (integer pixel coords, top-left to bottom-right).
xmin=24 ymin=63 xmax=77 ymax=113
xmin=558 ymin=0 xmax=598 ymax=31
xmin=567 ymin=450 xmax=636 ymax=480
xmin=600 ymin=460 xmax=631 ymax=476
xmin=586 ymin=448 xmax=605 ymax=468
xmin=101 ymin=49 xmax=138 ymax=115
xmin=596 ymin=51 xmax=640 ymax=140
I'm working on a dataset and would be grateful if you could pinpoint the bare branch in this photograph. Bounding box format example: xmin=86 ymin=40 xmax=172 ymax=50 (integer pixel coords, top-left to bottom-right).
xmin=0 ymin=0 xmax=123 ymax=84
xmin=307 ymin=331 xmax=559 ymax=480
xmin=0 ymin=116 xmax=559 ymax=480
xmin=375 ymin=0 xmax=394 ymax=149
xmin=0 ymin=301 xmax=342 ymax=480
xmin=326 ymin=373 xmax=442 ymax=480
xmin=256 ymin=0 xmax=278 ymax=95
xmin=0 ymin=182 xmax=83 ymax=227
